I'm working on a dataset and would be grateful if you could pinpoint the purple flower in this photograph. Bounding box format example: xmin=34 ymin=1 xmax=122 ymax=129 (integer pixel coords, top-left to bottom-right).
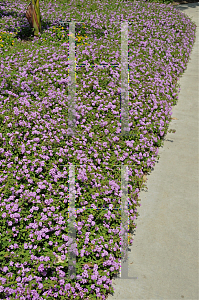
xmin=64 ymin=283 xmax=71 ymax=291
xmin=24 ymin=243 xmax=29 ymax=249
xmin=38 ymin=264 xmax=44 ymax=272
xmin=38 ymin=283 xmax=43 ymax=289
xmin=59 ymin=270 xmax=65 ymax=278
xmin=61 ymin=254 xmax=66 ymax=261
xmin=3 ymin=266 xmax=8 ymax=273
xmin=59 ymin=279 xmax=65 ymax=285
xmin=16 ymin=276 xmax=21 ymax=282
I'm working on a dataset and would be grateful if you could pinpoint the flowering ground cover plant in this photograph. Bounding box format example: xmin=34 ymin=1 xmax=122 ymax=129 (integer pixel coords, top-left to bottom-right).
xmin=0 ymin=0 xmax=197 ymax=299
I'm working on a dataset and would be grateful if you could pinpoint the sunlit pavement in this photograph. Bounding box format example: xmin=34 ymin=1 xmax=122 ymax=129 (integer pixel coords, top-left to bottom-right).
xmin=107 ymin=3 xmax=199 ymax=300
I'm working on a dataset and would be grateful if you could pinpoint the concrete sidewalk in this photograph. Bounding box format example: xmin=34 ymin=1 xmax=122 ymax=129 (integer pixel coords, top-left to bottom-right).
xmin=107 ymin=3 xmax=198 ymax=300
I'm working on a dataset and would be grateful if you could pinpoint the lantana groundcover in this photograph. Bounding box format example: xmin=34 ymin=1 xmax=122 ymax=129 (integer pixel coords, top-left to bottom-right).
xmin=0 ymin=0 xmax=197 ymax=299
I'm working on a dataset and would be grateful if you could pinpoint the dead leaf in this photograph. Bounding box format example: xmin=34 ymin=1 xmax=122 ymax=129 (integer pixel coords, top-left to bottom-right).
xmin=55 ymin=255 xmax=68 ymax=264
xmin=83 ymin=262 xmax=94 ymax=267
xmin=143 ymin=175 xmax=147 ymax=182
xmin=171 ymin=117 xmax=178 ymax=120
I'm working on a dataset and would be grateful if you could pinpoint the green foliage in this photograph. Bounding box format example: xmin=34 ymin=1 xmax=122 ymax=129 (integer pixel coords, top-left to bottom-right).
xmin=0 ymin=31 xmax=16 ymax=52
